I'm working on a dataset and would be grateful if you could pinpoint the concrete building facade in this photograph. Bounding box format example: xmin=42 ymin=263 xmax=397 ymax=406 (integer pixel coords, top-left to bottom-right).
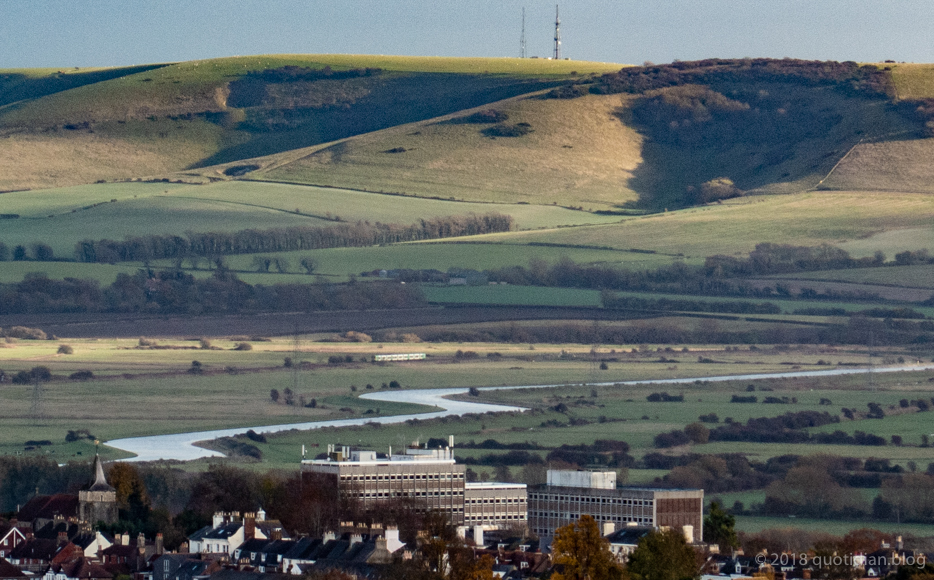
xmin=463 ymin=482 xmax=527 ymax=529
xmin=528 ymin=470 xmax=703 ymax=547
xmin=302 ymin=445 xmax=467 ymax=525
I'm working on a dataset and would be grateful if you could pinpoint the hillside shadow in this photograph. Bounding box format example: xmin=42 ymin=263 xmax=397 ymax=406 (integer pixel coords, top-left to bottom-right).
xmin=615 ymin=81 xmax=920 ymax=211
xmin=0 ymin=64 xmax=169 ymax=109
xmin=191 ymin=74 xmax=562 ymax=168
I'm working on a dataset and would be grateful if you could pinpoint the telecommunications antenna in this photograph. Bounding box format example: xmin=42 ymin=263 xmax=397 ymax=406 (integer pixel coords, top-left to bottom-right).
xmin=520 ymin=7 xmax=527 ymax=58
xmin=553 ymin=5 xmax=561 ymax=60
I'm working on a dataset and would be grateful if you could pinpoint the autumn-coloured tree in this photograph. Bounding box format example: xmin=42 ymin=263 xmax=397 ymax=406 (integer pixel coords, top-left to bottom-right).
xmin=551 ymin=515 xmax=624 ymax=580
xmin=627 ymin=528 xmax=698 ymax=580
xmin=108 ymin=462 xmax=152 ymax=523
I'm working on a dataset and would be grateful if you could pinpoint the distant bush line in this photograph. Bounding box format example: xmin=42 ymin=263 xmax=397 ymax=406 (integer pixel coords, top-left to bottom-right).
xmin=590 ymin=58 xmax=892 ymax=97
xmin=73 ymin=213 xmax=513 ymax=263
xmin=0 ymin=270 xmax=424 ymax=315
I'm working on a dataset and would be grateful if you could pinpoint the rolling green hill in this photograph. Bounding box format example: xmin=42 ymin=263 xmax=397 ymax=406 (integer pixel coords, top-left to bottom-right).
xmin=0 ymin=55 xmax=621 ymax=191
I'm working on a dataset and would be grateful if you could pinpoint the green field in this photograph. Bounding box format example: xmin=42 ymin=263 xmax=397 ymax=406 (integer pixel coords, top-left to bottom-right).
xmin=0 ymin=180 xmax=626 ymax=259
xmin=1 ymin=336 xmax=921 ymax=465
xmin=769 ymin=264 xmax=934 ymax=289
xmin=421 ymin=284 xmax=934 ymax=317
xmin=463 ymin=191 xmax=934 ymax=259
xmin=734 ymin=516 xmax=934 ymax=536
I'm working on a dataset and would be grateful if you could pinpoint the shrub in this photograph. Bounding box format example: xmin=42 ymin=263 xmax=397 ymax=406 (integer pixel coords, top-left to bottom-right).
xmin=69 ymin=370 xmax=94 ymax=381
xmin=654 ymin=430 xmax=691 ymax=448
xmin=187 ymin=361 xmax=203 ymax=374
xmin=270 ymin=389 xmax=280 ymax=402
xmin=233 ymin=342 xmax=252 ymax=351
xmin=244 ymin=429 xmax=267 ymax=443
xmin=12 ymin=366 xmax=52 ymax=384
xmin=57 ymin=344 xmax=73 ymax=355
xmin=5 ymin=326 xmax=47 ymax=340
xmin=468 ymin=387 xmax=481 ymax=397
xmin=481 ymin=123 xmax=533 ymax=137
xmin=698 ymin=413 xmax=719 ymax=423
xmin=199 ymin=338 xmax=212 ymax=349
xmin=730 ymin=395 xmax=757 ymax=403
xmin=684 ymin=422 xmax=710 ymax=444
xmin=456 ymin=109 xmax=509 ymax=124
xmin=283 ymin=357 xmax=293 ymax=368
xmin=647 ymin=392 xmax=684 ymax=402
xmin=138 ymin=337 xmax=157 ymax=347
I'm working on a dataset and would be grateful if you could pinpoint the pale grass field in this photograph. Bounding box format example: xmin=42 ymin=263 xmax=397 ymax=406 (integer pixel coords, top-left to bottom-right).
xmin=463 ymin=191 xmax=934 ymax=259
xmin=260 ymin=92 xmax=643 ymax=209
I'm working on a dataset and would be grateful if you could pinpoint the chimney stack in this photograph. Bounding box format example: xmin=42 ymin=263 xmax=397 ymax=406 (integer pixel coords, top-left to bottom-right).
xmin=244 ymin=513 xmax=256 ymax=540
xmin=156 ymin=533 xmax=164 ymax=555
xmin=137 ymin=532 xmax=146 ymax=554
xmin=602 ymin=522 xmax=616 ymax=536
xmin=121 ymin=532 xmax=129 ymax=546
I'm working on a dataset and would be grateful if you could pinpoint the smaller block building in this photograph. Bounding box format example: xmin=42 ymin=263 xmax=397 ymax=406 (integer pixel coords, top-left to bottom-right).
xmin=528 ymin=470 xmax=703 ymax=547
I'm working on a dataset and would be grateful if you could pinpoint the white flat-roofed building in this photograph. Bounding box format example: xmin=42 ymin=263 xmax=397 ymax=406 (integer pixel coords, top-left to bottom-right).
xmin=463 ymin=482 xmax=527 ymax=530
xmin=302 ymin=444 xmax=466 ymax=525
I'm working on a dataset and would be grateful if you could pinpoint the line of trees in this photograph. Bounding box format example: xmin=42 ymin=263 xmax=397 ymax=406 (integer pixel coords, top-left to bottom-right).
xmin=0 ymin=269 xmax=424 ymax=315
xmin=73 ymin=213 xmax=514 ymax=263
xmin=590 ymin=58 xmax=893 ymax=97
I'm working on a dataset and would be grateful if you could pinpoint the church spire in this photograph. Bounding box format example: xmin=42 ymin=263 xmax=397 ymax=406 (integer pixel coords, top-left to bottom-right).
xmin=89 ymin=453 xmax=114 ymax=492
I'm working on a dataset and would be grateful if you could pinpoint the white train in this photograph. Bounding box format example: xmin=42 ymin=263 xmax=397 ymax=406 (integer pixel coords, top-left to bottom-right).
xmin=373 ymin=353 xmax=427 ymax=362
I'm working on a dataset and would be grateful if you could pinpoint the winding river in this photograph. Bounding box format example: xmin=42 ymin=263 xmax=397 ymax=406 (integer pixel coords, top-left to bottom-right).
xmin=106 ymin=364 xmax=934 ymax=462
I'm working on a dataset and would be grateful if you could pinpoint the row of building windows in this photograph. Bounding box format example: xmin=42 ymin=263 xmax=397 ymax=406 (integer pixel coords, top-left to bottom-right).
xmin=340 ymin=473 xmax=464 ymax=481
xmin=529 ymin=494 xmax=653 ymax=507
xmin=356 ymin=491 xmax=461 ymax=499
xmin=530 ymin=513 xmax=652 ymax=524
xmin=466 ymin=498 xmax=525 ymax=505
xmin=464 ymin=514 xmax=525 ymax=522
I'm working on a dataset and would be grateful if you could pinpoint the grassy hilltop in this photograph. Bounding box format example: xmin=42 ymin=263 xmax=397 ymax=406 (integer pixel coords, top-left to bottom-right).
xmin=0 ymin=55 xmax=620 ymax=191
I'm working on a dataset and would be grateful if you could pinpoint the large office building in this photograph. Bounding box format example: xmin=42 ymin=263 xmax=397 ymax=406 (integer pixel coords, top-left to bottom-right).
xmin=301 ymin=444 xmax=526 ymax=531
xmin=528 ymin=470 xmax=703 ymax=547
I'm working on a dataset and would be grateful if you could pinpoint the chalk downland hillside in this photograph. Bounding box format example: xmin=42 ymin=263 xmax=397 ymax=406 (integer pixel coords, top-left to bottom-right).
xmin=212 ymin=59 xmax=934 ymax=212
xmin=0 ymin=55 xmax=621 ymax=191
xmin=251 ymin=92 xmax=645 ymax=210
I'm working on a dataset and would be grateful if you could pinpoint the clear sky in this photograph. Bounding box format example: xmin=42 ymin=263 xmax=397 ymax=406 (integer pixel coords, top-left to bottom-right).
xmin=2 ymin=0 xmax=932 ymax=69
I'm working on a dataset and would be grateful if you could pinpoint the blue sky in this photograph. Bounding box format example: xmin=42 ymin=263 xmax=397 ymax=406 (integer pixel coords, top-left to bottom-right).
xmin=2 ymin=0 xmax=932 ymax=68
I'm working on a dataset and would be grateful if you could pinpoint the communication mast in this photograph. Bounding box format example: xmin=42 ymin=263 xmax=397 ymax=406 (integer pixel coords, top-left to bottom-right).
xmin=553 ymin=5 xmax=561 ymax=60
xmin=520 ymin=7 xmax=527 ymax=58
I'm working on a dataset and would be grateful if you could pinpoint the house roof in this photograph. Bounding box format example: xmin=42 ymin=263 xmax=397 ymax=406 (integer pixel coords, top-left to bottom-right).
xmin=0 ymin=558 xmax=25 ymax=578
xmin=605 ymin=526 xmax=655 ymax=546
xmin=10 ymin=538 xmax=59 ymax=561
xmin=18 ymin=495 xmax=79 ymax=522
xmin=34 ymin=521 xmax=79 ymax=541
xmin=55 ymin=558 xmax=113 ymax=580
xmin=200 ymin=523 xmax=242 ymax=541
xmin=282 ymin=538 xmax=322 ymax=561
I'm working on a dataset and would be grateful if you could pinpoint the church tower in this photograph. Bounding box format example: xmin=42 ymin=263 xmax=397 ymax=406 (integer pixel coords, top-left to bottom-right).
xmin=78 ymin=454 xmax=117 ymax=526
